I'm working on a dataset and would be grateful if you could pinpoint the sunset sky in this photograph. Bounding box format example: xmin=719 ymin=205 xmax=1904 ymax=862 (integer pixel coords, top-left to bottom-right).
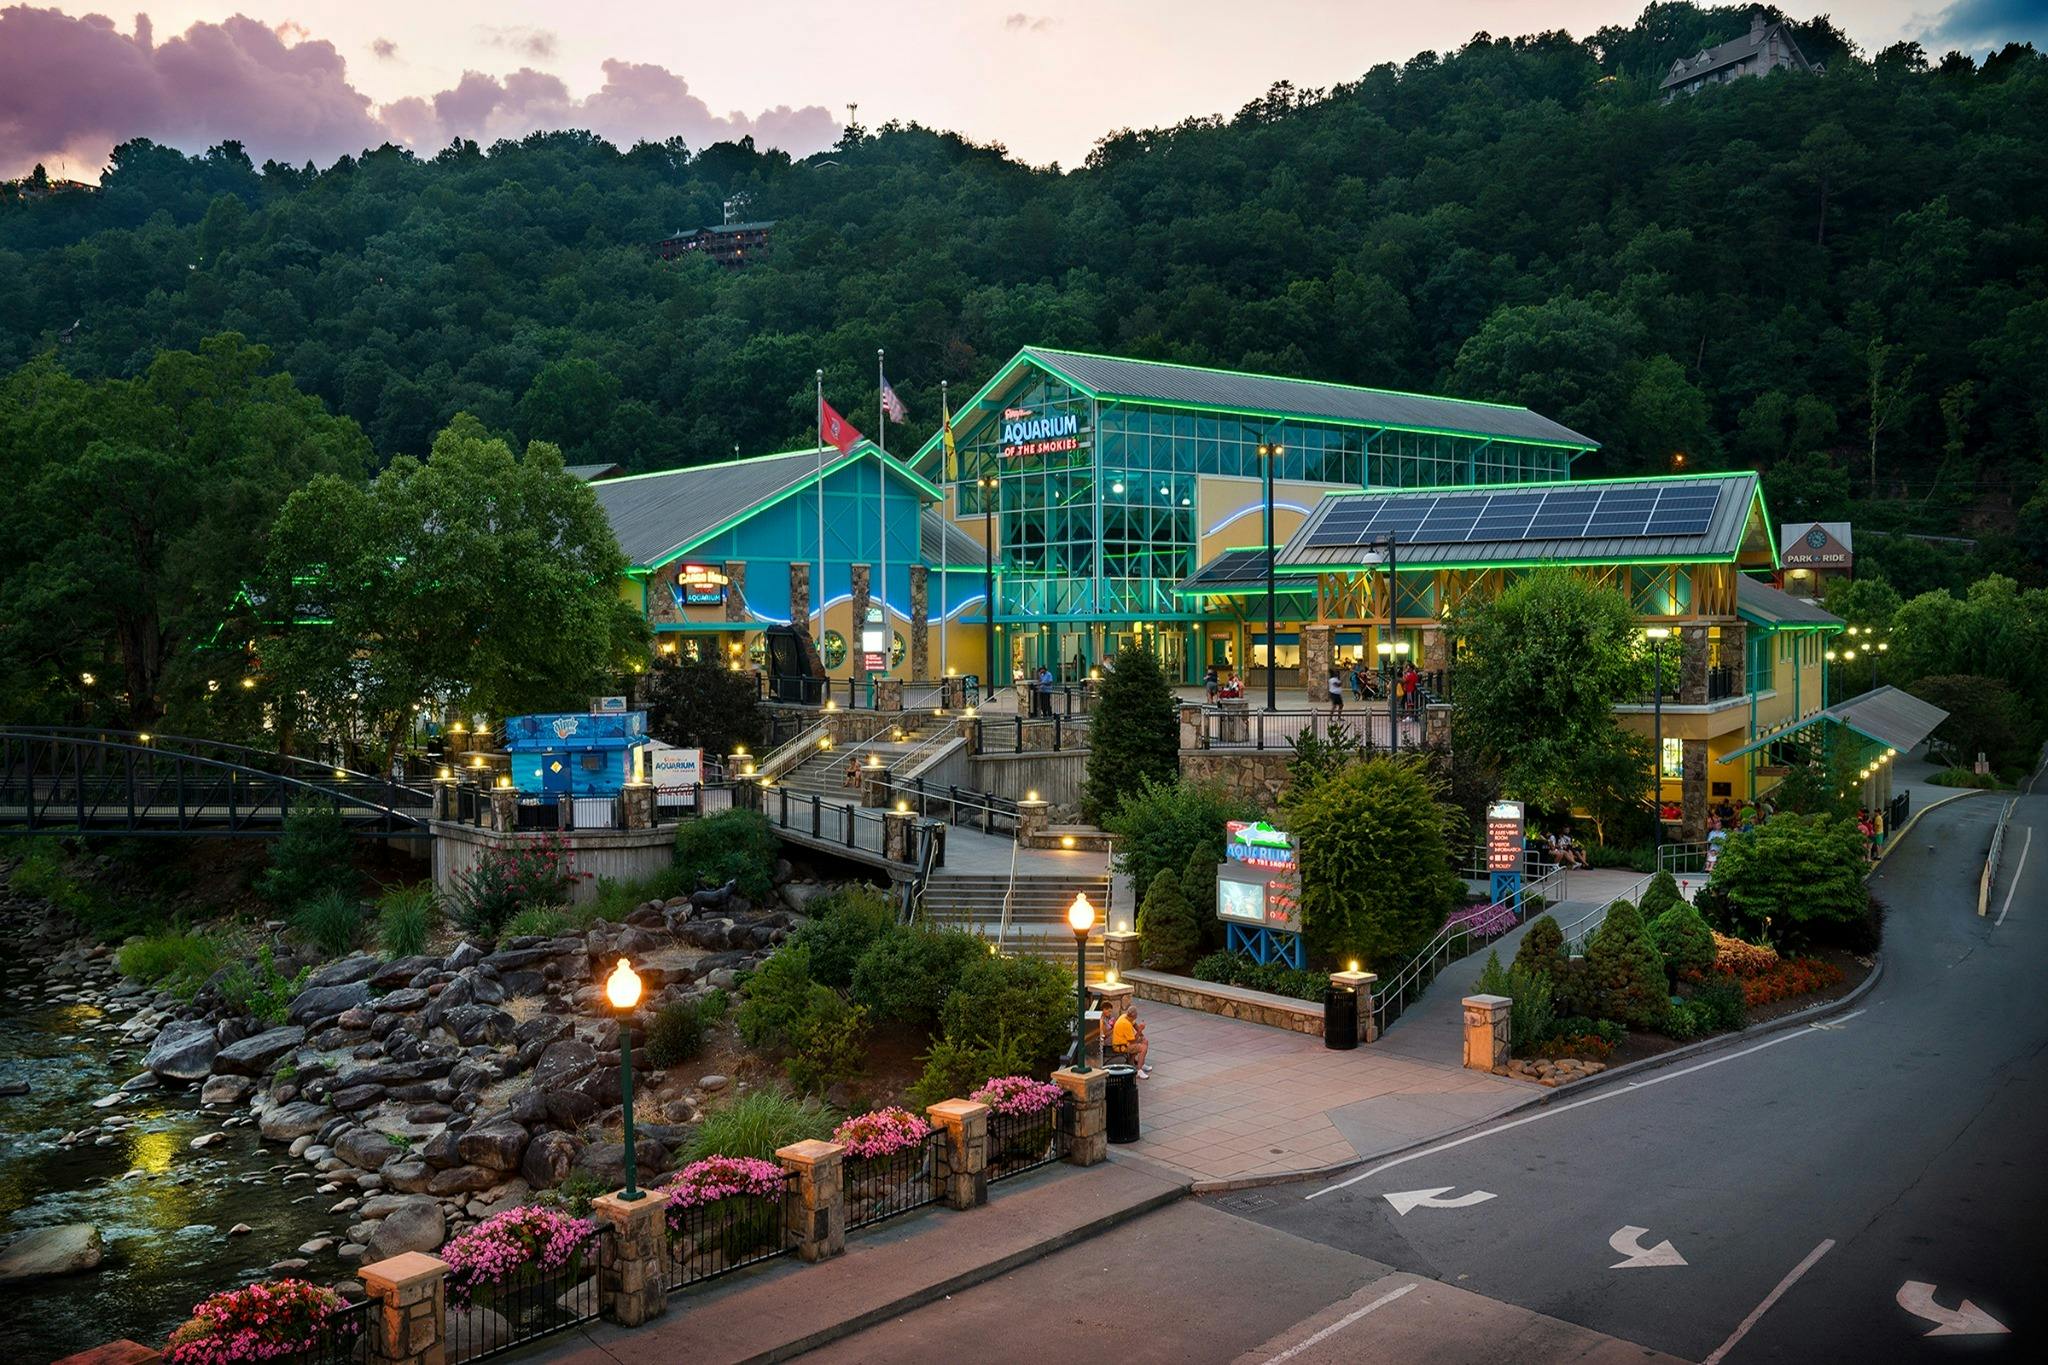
xmin=5 ymin=1 xmax=2043 ymax=180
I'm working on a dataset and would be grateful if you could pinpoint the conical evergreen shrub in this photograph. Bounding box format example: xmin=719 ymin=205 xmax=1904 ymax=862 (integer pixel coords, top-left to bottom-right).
xmin=1584 ymin=899 xmax=1667 ymax=1029
xmin=1137 ymin=869 xmax=1201 ymax=971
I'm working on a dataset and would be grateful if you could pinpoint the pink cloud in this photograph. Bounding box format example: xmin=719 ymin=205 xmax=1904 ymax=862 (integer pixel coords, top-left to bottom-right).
xmin=0 ymin=6 xmax=841 ymax=180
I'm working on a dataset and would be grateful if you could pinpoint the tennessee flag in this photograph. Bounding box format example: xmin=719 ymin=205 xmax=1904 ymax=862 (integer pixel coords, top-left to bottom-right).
xmin=941 ymin=393 xmax=958 ymax=483
xmin=820 ymin=397 xmax=863 ymax=454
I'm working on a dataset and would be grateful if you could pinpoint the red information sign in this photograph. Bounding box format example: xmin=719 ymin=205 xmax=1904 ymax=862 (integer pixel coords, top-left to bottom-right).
xmin=1485 ymin=800 xmax=1526 ymax=874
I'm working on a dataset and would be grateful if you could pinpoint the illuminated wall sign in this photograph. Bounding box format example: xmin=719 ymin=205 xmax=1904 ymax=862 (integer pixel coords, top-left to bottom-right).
xmin=675 ymin=563 xmax=729 ymax=606
xmin=1217 ymin=820 xmax=1301 ymax=932
xmin=1000 ymin=410 xmax=1082 ymax=457
xmin=1484 ymin=799 xmax=1525 ymax=873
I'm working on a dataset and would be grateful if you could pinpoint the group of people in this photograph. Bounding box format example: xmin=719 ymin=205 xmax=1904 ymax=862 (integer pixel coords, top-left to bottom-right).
xmin=1202 ymin=667 xmax=1245 ymax=701
xmin=1527 ymin=828 xmax=1590 ymax=869
xmin=1324 ymin=663 xmax=1421 ymax=718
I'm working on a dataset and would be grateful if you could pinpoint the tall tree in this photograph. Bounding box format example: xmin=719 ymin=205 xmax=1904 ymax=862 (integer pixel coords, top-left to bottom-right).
xmin=1081 ymin=645 xmax=1180 ymax=824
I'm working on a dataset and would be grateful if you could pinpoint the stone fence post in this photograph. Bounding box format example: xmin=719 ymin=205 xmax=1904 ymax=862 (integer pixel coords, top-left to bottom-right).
xmin=1053 ymin=1067 xmax=1107 ymax=1167
xmin=925 ymin=1099 xmax=990 ymax=1209
xmin=776 ymin=1139 xmax=846 ymax=1262
xmin=488 ymin=787 xmax=517 ymax=832
xmin=1104 ymin=931 xmax=1142 ymax=978
xmin=53 ymin=1344 xmax=159 ymax=1365
xmin=1462 ymin=994 xmax=1511 ymax=1074
xmin=359 ymin=1251 xmax=448 ymax=1365
xmin=592 ymin=1190 xmax=668 ymax=1328
xmin=619 ymin=782 xmax=654 ymax=831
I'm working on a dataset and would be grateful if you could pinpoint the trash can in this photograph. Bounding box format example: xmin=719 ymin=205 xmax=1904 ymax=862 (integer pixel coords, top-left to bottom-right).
xmin=1104 ymin=1064 xmax=1141 ymax=1143
xmin=1323 ymin=984 xmax=1359 ymax=1051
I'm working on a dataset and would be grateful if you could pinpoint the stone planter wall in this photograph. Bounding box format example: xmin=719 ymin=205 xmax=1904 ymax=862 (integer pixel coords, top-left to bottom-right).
xmin=1122 ymin=968 xmax=1323 ymax=1036
xmin=1176 ymin=751 xmax=1291 ymax=811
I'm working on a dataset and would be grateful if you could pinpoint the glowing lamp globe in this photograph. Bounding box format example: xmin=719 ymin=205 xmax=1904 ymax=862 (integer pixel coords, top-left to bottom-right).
xmin=605 ymin=958 xmax=642 ymax=1011
xmin=1067 ymin=893 xmax=1097 ymax=936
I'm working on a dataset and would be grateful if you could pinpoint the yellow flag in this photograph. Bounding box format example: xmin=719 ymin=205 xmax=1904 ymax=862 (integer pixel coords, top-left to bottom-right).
xmin=941 ymin=393 xmax=958 ymax=483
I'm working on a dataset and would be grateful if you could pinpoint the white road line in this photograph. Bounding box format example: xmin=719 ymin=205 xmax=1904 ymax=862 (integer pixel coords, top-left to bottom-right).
xmin=1994 ymin=827 xmax=2031 ymax=927
xmin=1702 ymin=1239 xmax=1835 ymax=1365
xmin=1263 ymin=1282 xmax=1418 ymax=1363
xmin=1306 ymin=1014 xmax=1866 ymax=1201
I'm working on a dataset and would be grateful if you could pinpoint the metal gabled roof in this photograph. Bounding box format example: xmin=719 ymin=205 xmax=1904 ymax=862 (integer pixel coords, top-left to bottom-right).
xmin=1716 ymin=685 xmax=1950 ymax=765
xmin=1276 ymin=472 xmax=1767 ymax=572
xmin=1737 ymin=575 xmax=1843 ymax=628
xmin=921 ymin=509 xmax=988 ymax=569
xmin=592 ymin=443 xmax=939 ymax=571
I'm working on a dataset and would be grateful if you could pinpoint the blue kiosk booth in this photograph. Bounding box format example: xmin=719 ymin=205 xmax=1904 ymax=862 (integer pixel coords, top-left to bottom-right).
xmin=502 ymin=710 xmax=652 ymax=797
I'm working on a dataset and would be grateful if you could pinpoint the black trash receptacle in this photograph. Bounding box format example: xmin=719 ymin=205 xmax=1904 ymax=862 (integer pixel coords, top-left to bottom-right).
xmin=1104 ymin=1064 xmax=1141 ymax=1143
xmin=1324 ymin=984 xmax=1359 ymax=1050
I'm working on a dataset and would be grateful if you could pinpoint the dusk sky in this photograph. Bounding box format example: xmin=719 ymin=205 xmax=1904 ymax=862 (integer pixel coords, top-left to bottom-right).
xmin=5 ymin=1 xmax=2045 ymax=180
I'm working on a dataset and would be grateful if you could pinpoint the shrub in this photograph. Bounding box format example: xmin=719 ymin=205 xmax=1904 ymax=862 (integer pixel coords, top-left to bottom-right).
xmin=1710 ymin=813 xmax=1868 ymax=934
xmin=1583 ymin=900 xmax=1667 ymax=1029
xmin=583 ymin=867 xmax=692 ymax=925
xmin=502 ymin=906 xmax=571 ymax=939
xmin=1101 ymin=776 xmax=1258 ymax=907
xmin=1583 ymin=843 xmax=1655 ymax=872
xmin=850 ymin=924 xmax=983 ymax=1029
xmin=218 ymin=945 xmax=311 ymax=1025
xmin=646 ymin=999 xmax=706 ymax=1069
xmin=117 ymin=931 xmax=228 ymax=994
xmin=1842 ymin=890 xmax=1887 ymax=955
xmin=1178 ymin=846 xmax=1218 ymax=923
xmin=1648 ymin=901 xmax=1716 ymax=983
xmin=1191 ymin=950 xmax=1236 ymax=984
xmin=1662 ymin=998 xmax=1707 ymax=1041
xmin=1740 ymin=957 xmax=1844 ymax=1007
xmin=1513 ymin=917 xmax=1569 ymax=984
xmin=658 ymin=1157 xmax=788 ymax=1257
xmin=685 ymin=1090 xmax=833 ymax=1162
xmin=375 ymin=883 xmax=438 ymax=959
xmin=164 ymin=1279 xmax=358 ymax=1365
xmin=259 ymin=803 xmax=356 ymax=906
xmin=1290 ymin=755 xmax=1466 ymax=966
xmin=736 ymin=945 xmax=814 ymax=1048
xmin=1546 ymin=1016 xmax=1625 ymax=1047
xmin=674 ymin=807 xmax=778 ymax=901
xmin=1929 ymin=766 xmax=2000 ymax=789
xmin=1473 ymin=949 xmax=1555 ymax=1053
xmin=1185 ymin=951 xmax=1325 ymax=1001
xmin=832 ymin=1107 xmax=932 ymax=1159
xmin=293 ymin=889 xmax=362 ymax=957
xmin=1637 ymin=870 xmax=1682 ymax=920
xmin=1137 ymin=869 xmax=1201 ymax=971
xmin=906 ymin=1031 xmax=1029 ymax=1111
xmin=453 ymin=834 xmax=575 ymax=937
xmin=1709 ymin=931 xmax=1779 ymax=978
xmin=784 ymin=986 xmax=869 ymax=1096
xmin=1689 ymin=976 xmax=1748 ymax=1032
xmin=939 ymin=953 xmax=1073 ymax=1069
xmin=1082 ymin=644 xmax=1181 ymax=824
xmin=792 ymin=886 xmax=896 ymax=988
xmin=1531 ymin=1031 xmax=1615 ymax=1061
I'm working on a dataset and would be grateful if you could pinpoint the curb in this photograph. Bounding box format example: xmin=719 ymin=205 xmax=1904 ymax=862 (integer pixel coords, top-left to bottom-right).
xmin=737 ymin=1164 xmax=1190 ymax=1364
xmin=1871 ymin=785 xmax=1982 ymax=866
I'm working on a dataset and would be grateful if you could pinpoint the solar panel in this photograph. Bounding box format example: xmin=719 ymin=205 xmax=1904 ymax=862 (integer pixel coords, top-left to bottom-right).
xmin=1300 ymin=481 xmax=1729 ymax=552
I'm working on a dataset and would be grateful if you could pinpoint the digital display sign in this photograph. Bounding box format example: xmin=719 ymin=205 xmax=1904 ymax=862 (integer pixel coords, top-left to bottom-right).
xmin=1217 ymin=820 xmax=1301 ymax=933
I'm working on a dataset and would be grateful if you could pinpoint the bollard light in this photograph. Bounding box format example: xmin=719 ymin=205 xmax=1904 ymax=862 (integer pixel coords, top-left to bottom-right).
xmin=1067 ymin=893 xmax=1097 ymax=1074
xmin=605 ymin=958 xmax=647 ymax=1201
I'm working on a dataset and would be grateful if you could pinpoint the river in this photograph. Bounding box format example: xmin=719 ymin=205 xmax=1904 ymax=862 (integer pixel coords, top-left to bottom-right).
xmin=0 ymin=938 xmax=338 ymax=1364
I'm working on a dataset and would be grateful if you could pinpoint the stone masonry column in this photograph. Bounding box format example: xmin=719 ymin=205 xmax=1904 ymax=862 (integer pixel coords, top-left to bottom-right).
xmin=926 ymin=1099 xmax=990 ymax=1209
xmin=723 ymin=560 xmax=749 ymax=623
xmin=1016 ymin=795 xmax=1049 ymax=846
xmin=1678 ymin=624 xmax=1708 ymax=705
xmin=359 ymin=1252 xmax=448 ymax=1365
xmin=850 ymin=564 xmax=872 ymax=668
xmin=789 ymin=562 xmax=813 ymax=637
xmin=1052 ymin=1067 xmax=1108 ymax=1167
xmin=882 ymin=807 xmax=914 ymax=862
xmin=1104 ymin=930 xmax=1142 ymax=978
xmin=1681 ymin=738 xmax=1708 ymax=841
xmin=619 ymin=782 xmax=654 ymax=831
xmin=591 ymin=1190 xmax=668 ymax=1328
xmin=1299 ymin=624 xmax=1334 ymax=699
xmin=776 ymin=1139 xmax=846 ymax=1263
xmin=1462 ymin=995 xmax=1511 ymax=1074
xmin=910 ymin=565 xmax=930 ymax=680
xmin=488 ymin=787 xmax=517 ymax=832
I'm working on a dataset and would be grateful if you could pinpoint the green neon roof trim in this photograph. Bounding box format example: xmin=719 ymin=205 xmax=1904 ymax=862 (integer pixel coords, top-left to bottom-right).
xmin=1276 ymin=551 xmax=1738 ymax=574
xmin=1102 ymin=395 xmax=1593 ymax=451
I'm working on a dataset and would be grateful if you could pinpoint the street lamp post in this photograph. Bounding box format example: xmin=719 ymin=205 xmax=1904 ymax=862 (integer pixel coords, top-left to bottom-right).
xmin=1067 ymin=892 xmax=1097 ymax=1072
xmin=1645 ymin=627 xmax=1671 ymax=859
xmin=1257 ymin=440 xmax=1282 ymax=712
xmin=605 ymin=958 xmax=646 ymax=1200
xmin=979 ymin=474 xmax=998 ymax=698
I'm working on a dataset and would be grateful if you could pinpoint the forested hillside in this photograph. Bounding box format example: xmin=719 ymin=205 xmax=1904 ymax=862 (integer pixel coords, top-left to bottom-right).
xmin=2 ymin=3 xmax=2044 ymax=589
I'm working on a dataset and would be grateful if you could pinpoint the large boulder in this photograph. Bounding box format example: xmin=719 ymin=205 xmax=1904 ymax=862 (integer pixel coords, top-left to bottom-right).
xmin=288 ymin=981 xmax=372 ymax=1027
xmin=456 ymin=1120 xmax=530 ymax=1173
xmin=373 ymin=988 xmax=430 ymax=1014
xmin=334 ymin=1128 xmax=400 ymax=1170
xmin=305 ymin=954 xmax=380 ymax=989
xmin=531 ymin=1039 xmax=596 ymax=1089
xmin=0 ymin=1224 xmax=103 ymax=1284
xmin=441 ymin=1005 xmax=514 ymax=1047
xmin=542 ymin=1088 xmax=599 ymax=1130
xmin=447 ymin=1307 xmax=509 ymax=1363
xmin=520 ymin=1132 xmax=583 ymax=1190
xmin=200 ymin=1074 xmax=254 ymax=1106
xmin=371 ymin=955 xmax=439 ymax=990
xmin=426 ymin=1165 xmax=499 ymax=1196
xmin=144 ymin=1020 xmax=218 ymax=1082
xmin=259 ymin=1100 xmax=334 ymax=1143
xmin=571 ymin=1138 xmax=668 ymax=1189
xmin=212 ymin=1026 xmax=306 ymax=1076
xmin=364 ymin=1198 xmax=445 ymax=1260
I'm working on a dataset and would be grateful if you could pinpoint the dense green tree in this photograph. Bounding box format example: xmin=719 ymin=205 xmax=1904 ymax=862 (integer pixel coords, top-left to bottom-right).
xmin=1290 ymin=755 xmax=1465 ymax=967
xmin=1101 ymin=777 xmax=1261 ymax=908
xmin=644 ymin=655 xmax=766 ymax=757
xmin=1136 ymin=869 xmax=1202 ymax=971
xmin=1082 ymin=645 xmax=1180 ymax=824
xmin=1711 ymin=813 xmax=1869 ymax=931
xmin=260 ymin=415 xmax=646 ymax=763
xmin=1583 ymin=900 xmax=1668 ymax=1029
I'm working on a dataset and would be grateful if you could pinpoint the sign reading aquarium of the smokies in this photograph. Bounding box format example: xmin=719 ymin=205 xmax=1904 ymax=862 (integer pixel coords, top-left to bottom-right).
xmin=1000 ymin=407 xmax=1083 ymax=457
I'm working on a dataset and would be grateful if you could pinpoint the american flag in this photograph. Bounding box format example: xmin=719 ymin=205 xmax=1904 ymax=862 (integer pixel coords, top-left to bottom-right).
xmin=880 ymin=375 xmax=908 ymax=423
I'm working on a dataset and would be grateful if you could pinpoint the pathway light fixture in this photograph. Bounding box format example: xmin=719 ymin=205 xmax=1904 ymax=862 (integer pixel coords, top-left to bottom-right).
xmin=605 ymin=958 xmax=647 ymax=1200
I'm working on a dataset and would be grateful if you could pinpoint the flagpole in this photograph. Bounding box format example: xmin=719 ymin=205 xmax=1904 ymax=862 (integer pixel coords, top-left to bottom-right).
xmin=878 ymin=347 xmax=888 ymax=680
xmin=940 ymin=379 xmax=948 ymax=685
xmin=815 ymin=369 xmax=825 ymax=656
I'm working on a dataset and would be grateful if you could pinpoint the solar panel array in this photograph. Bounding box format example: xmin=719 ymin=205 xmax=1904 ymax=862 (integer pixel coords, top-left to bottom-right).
xmin=1305 ymin=483 xmax=1724 ymax=550
xmin=1183 ymin=547 xmax=1275 ymax=589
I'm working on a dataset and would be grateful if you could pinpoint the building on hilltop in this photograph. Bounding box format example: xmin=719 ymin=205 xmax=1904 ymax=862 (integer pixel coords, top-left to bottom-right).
xmin=653 ymin=221 xmax=775 ymax=266
xmin=1660 ymin=10 xmax=1814 ymax=99
xmin=1778 ymin=521 xmax=1853 ymax=597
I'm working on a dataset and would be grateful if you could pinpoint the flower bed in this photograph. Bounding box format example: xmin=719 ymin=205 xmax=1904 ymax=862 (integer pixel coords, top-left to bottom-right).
xmin=832 ymin=1106 xmax=932 ymax=1159
xmin=1710 ymin=931 xmax=1779 ymax=978
xmin=660 ymin=1156 xmax=791 ymax=1288
xmin=835 ymin=1107 xmax=938 ymax=1228
xmin=441 ymin=1205 xmax=597 ymax=1312
xmin=1739 ymin=956 xmax=1844 ymax=1007
xmin=971 ymin=1076 xmax=1065 ymax=1181
xmin=969 ymin=1074 xmax=1065 ymax=1116
xmin=163 ymin=1280 xmax=360 ymax=1365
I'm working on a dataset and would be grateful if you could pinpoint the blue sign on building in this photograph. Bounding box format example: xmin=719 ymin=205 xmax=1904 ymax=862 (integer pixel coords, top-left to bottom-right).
xmin=502 ymin=711 xmax=651 ymax=796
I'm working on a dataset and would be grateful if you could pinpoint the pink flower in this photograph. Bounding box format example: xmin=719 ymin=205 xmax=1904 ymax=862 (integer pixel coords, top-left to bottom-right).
xmin=969 ymin=1075 xmax=1065 ymax=1117
xmin=833 ymin=1107 xmax=933 ymax=1160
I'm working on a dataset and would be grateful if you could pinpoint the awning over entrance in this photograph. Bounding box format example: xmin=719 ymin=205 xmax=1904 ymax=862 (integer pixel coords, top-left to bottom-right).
xmin=1716 ymin=685 xmax=1949 ymax=764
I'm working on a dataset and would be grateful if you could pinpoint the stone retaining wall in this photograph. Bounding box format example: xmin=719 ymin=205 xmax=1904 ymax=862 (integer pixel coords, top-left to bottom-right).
xmin=429 ymin=821 xmax=676 ymax=904
xmin=1122 ymin=968 xmax=1322 ymax=1036
xmin=1176 ymin=751 xmax=1291 ymax=810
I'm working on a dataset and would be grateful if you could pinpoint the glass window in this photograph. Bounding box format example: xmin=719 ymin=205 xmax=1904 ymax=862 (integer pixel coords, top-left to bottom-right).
xmin=1661 ymin=737 xmax=1684 ymax=779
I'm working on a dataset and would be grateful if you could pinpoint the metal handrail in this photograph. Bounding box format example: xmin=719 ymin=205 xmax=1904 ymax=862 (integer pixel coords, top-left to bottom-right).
xmin=1371 ymin=862 xmax=1569 ymax=1031
xmin=1559 ymin=870 xmax=1659 ymax=955
xmin=0 ymin=726 xmax=436 ymax=797
xmin=885 ymin=726 xmax=957 ymax=776
xmin=1978 ymin=797 xmax=2018 ymax=917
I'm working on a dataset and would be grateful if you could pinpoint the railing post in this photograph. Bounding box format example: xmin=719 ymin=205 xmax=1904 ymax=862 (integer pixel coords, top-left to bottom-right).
xmin=1053 ymin=715 xmax=1062 ymax=751
xmin=925 ymin=1100 xmax=990 ymax=1209
xmin=358 ymin=1252 xmax=448 ymax=1365
xmin=1052 ymin=1069 xmax=1107 ymax=1167
xmin=592 ymin=1190 xmax=668 ymax=1328
xmin=776 ymin=1140 xmax=846 ymax=1262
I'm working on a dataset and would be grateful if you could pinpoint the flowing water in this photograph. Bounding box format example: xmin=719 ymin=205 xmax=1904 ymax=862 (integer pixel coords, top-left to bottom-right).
xmin=0 ymin=949 xmax=338 ymax=1363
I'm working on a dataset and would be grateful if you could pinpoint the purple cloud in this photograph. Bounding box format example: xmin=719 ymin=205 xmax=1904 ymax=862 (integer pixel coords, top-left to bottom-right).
xmin=371 ymin=37 xmax=398 ymax=61
xmin=0 ymin=7 xmax=841 ymax=180
xmin=477 ymin=25 xmax=558 ymax=61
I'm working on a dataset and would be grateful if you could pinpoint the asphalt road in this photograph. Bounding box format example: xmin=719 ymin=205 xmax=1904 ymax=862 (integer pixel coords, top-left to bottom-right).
xmin=1216 ymin=786 xmax=2046 ymax=1362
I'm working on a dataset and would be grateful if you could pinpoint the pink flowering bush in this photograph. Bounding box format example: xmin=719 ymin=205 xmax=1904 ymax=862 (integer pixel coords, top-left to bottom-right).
xmin=661 ymin=1156 xmax=789 ymax=1277
xmin=455 ymin=833 xmax=576 ymax=936
xmin=833 ymin=1107 xmax=933 ymax=1160
xmin=441 ymin=1204 xmax=595 ymax=1308
xmin=969 ymin=1075 xmax=1064 ymax=1116
xmin=163 ymin=1280 xmax=355 ymax=1365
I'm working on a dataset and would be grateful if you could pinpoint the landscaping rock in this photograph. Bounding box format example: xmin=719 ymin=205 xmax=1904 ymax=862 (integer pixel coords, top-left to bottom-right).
xmin=364 ymin=1198 xmax=445 ymax=1259
xmin=542 ymin=1088 xmax=598 ymax=1130
xmin=426 ymin=1165 xmax=499 ymax=1196
xmin=288 ymin=981 xmax=372 ymax=1027
xmin=444 ymin=941 xmax=485 ymax=972
xmin=571 ymin=1138 xmax=667 ymax=1189
xmin=144 ymin=1020 xmax=219 ymax=1082
xmin=532 ymin=1038 xmax=596 ymax=1088
xmin=447 ymin=1307 xmax=510 ymax=1362
xmin=259 ymin=1101 xmax=334 ymax=1143
xmin=520 ymin=1131 xmax=582 ymax=1190
xmin=697 ymin=1074 xmax=729 ymax=1093
xmin=371 ymin=956 xmax=439 ymax=989
xmin=0 ymin=1224 xmax=104 ymax=1284
xmin=200 ymin=1075 xmax=254 ymax=1106
xmin=334 ymin=1129 xmax=400 ymax=1170
xmin=305 ymin=955 xmax=380 ymax=990
xmin=456 ymin=1120 xmax=529 ymax=1173
xmin=380 ymin=1160 xmax=433 ymax=1194
xmin=373 ymin=988 xmax=430 ymax=1014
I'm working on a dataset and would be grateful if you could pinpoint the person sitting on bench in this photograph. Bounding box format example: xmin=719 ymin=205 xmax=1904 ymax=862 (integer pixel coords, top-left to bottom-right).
xmin=1110 ymin=1004 xmax=1150 ymax=1078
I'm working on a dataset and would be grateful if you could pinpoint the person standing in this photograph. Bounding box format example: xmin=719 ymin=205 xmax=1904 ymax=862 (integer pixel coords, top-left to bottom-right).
xmin=1403 ymin=661 xmax=1421 ymax=718
xmin=1327 ymin=669 xmax=1345 ymax=717
xmin=1204 ymin=666 xmax=1219 ymax=703
xmin=1035 ymin=664 xmax=1055 ymax=718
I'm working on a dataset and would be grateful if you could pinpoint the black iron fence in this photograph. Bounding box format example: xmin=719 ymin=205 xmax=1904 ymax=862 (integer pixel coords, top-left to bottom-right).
xmin=1887 ymin=789 xmax=1909 ymax=834
xmin=758 ymin=675 xmax=983 ymax=710
xmin=305 ymin=1295 xmax=373 ymax=1365
xmin=663 ymin=1176 xmax=796 ymax=1292
xmin=445 ymin=1220 xmax=603 ymax=1362
xmin=987 ymin=1098 xmax=1068 ymax=1183
xmin=843 ymin=1134 xmax=942 ymax=1230
xmin=971 ymin=713 xmax=1090 ymax=755
xmin=873 ymin=774 xmax=1018 ymax=836
xmin=1195 ymin=707 xmax=1422 ymax=752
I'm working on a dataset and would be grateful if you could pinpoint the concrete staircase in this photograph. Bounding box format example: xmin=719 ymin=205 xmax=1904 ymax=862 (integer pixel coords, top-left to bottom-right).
xmin=920 ymin=871 xmax=1115 ymax=982
xmin=772 ymin=717 xmax=945 ymax=802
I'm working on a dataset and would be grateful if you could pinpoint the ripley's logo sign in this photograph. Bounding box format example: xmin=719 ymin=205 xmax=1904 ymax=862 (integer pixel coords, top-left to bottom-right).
xmin=1000 ymin=410 xmax=1082 ymax=457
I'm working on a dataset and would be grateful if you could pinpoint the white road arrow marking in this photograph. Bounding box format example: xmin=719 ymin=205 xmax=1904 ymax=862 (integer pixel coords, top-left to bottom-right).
xmin=1896 ymin=1281 xmax=2010 ymax=1337
xmin=1608 ymin=1225 xmax=1687 ymax=1268
xmin=1384 ymin=1187 xmax=1496 ymax=1216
